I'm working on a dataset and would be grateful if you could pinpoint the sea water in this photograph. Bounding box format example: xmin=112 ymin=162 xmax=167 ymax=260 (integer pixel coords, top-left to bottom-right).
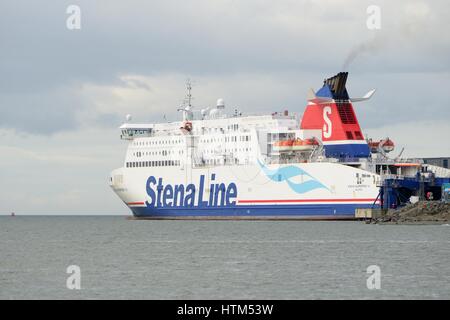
xmin=0 ymin=216 xmax=449 ymax=299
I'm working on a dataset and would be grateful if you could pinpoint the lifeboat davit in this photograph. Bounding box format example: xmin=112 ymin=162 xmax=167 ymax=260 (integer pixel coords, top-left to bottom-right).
xmin=368 ymin=138 xmax=395 ymax=153
xmin=292 ymin=138 xmax=319 ymax=151
xmin=273 ymin=139 xmax=293 ymax=152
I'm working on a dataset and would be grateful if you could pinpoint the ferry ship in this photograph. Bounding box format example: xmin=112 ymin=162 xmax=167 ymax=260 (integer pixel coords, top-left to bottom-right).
xmin=109 ymin=72 xmax=449 ymax=219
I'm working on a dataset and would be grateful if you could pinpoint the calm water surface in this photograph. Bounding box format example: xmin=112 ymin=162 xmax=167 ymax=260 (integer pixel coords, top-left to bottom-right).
xmin=0 ymin=216 xmax=449 ymax=299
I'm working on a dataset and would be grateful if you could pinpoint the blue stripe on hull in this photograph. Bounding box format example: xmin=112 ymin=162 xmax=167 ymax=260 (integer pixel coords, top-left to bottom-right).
xmin=130 ymin=203 xmax=378 ymax=219
xmin=324 ymin=143 xmax=370 ymax=158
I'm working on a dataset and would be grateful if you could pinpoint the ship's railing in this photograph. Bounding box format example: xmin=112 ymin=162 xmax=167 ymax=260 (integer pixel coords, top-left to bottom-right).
xmin=335 ymin=157 xmax=424 ymax=165
xmin=380 ymin=174 xmax=405 ymax=180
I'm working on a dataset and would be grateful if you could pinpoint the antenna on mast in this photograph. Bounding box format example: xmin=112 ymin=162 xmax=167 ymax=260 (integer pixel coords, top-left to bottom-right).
xmin=177 ymin=78 xmax=195 ymax=121
xmin=186 ymin=78 xmax=193 ymax=107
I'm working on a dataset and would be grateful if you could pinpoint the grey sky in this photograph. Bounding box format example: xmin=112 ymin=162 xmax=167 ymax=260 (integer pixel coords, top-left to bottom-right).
xmin=0 ymin=0 xmax=449 ymax=214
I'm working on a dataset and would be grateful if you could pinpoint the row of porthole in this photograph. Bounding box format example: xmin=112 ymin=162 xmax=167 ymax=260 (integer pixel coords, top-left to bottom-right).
xmin=133 ymin=150 xmax=185 ymax=157
xmin=133 ymin=133 xmax=250 ymax=146
xmin=200 ymin=135 xmax=251 ymax=143
xmin=202 ymin=148 xmax=251 ymax=154
xmin=134 ymin=139 xmax=183 ymax=146
xmin=126 ymin=160 xmax=181 ymax=168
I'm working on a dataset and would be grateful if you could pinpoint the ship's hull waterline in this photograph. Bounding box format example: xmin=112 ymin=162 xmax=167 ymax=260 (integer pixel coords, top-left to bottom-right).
xmin=111 ymin=162 xmax=380 ymax=220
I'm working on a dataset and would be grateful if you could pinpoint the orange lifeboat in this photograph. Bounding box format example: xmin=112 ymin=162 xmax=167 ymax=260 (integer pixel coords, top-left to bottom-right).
xmin=368 ymin=138 xmax=395 ymax=153
xmin=273 ymin=139 xmax=293 ymax=152
xmin=292 ymin=138 xmax=319 ymax=151
xmin=381 ymin=138 xmax=394 ymax=152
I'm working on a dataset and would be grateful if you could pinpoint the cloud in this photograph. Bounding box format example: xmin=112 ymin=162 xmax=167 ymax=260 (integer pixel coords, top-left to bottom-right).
xmin=0 ymin=127 xmax=127 ymax=214
xmin=1 ymin=1 xmax=449 ymax=135
xmin=0 ymin=86 xmax=79 ymax=134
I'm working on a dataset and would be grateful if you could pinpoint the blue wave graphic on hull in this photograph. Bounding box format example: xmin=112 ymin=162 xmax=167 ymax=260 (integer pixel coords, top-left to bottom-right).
xmin=257 ymin=160 xmax=329 ymax=194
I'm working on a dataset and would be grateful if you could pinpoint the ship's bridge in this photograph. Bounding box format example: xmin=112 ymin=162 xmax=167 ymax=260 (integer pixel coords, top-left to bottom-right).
xmin=120 ymin=123 xmax=154 ymax=140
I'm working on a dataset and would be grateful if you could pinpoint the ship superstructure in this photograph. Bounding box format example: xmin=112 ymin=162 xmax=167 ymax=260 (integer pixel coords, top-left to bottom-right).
xmin=109 ymin=73 xmax=450 ymax=219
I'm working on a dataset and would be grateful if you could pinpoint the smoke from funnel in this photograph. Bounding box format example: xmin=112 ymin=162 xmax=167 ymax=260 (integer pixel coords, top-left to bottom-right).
xmin=342 ymin=35 xmax=384 ymax=71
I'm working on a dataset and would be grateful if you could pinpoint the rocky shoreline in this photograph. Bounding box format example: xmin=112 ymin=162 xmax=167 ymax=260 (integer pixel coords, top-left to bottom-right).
xmin=369 ymin=201 xmax=450 ymax=225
